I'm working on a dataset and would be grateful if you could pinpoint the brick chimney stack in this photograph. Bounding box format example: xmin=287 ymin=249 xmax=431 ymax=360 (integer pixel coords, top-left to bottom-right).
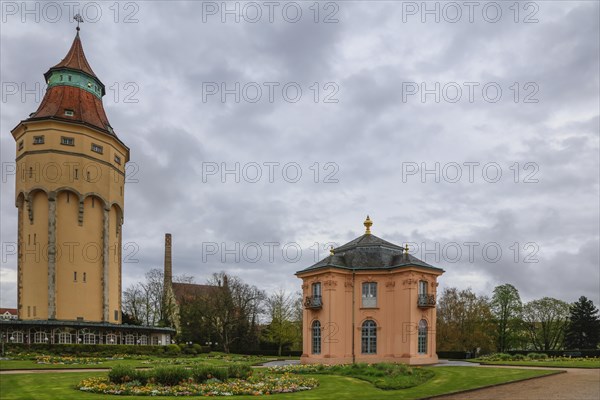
xmin=164 ymin=233 xmax=172 ymax=286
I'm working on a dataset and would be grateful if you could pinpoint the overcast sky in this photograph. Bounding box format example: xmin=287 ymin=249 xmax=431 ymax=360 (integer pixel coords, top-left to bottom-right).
xmin=1 ymin=1 xmax=598 ymax=309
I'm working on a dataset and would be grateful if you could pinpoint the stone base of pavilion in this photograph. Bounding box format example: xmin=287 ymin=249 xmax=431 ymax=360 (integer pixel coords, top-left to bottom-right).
xmin=0 ymin=319 xmax=175 ymax=346
xmin=300 ymin=353 xmax=440 ymax=365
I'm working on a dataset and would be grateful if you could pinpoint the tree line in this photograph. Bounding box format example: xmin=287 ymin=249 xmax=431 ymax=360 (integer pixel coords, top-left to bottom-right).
xmin=122 ymin=271 xmax=599 ymax=355
xmin=437 ymin=284 xmax=600 ymax=354
xmin=122 ymin=269 xmax=302 ymax=355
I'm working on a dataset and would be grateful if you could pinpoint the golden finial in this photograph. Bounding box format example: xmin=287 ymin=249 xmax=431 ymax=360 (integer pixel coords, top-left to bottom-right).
xmin=330 ymin=246 xmax=335 ymax=256
xmin=404 ymin=244 xmax=409 ymax=254
xmin=364 ymin=215 xmax=373 ymax=234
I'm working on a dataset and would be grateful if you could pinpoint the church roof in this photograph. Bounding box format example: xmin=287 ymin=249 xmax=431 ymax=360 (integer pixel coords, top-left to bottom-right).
xmin=296 ymin=217 xmax=444 ymax=274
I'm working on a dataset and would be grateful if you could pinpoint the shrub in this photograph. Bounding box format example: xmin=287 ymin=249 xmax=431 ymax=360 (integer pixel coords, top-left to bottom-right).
xmin=512 ymin=354 xmax=527 ymax=360
xmin=182 ymin=346 xmax=197 ymax=355
xmin=191 ymin=366 xmax=213 ymax=383
xmin=526 ymin=353 xmax=549 ymax=360
xmin=163 ymin=344 xmax=181 ymax=355
xmin=228 ymin=364 xmax=252 ymax=379
xmin=152 ymin=366 xmax=190 ymax=386
xmin=211 ymin=367 xmax=229 ymax=381
xmin=108 ymin=365 xmax=137 ymax=384
xmin=192 ymin=344 xmax=205 ymax=354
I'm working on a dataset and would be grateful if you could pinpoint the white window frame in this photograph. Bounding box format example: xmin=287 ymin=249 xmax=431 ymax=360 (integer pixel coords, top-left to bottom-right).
xmin=59 ymin=332 xmax=72 ymax=344
xmin=362 ymin=282 xmax=377 ymax=308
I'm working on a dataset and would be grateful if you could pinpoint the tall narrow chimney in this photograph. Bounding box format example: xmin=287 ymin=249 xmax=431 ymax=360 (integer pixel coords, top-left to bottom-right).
xmin=164 ymin=233 xmax=172 ymax=286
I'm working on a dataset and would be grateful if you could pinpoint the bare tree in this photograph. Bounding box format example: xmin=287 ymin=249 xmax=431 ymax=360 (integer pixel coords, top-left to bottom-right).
xmin=122 ymin=268 xmax=192 ymax=327
xmin=522 ymin=297 xmax=570 ymax=351
xmin=263 ymin=290 xmax=299 ymax=356
xmin=202 ymin=272 xmax=266 ymax=353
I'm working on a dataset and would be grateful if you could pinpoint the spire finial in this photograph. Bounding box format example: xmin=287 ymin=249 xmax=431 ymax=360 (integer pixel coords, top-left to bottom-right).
xmin=363 ymin=215 xmax=373 ymax=235
xmin=74 ymin=13 xmax=83 ymax=32
xmin=330 ymin=245 xmax=335 ymax=256
xmin=404 ymin=244 xmax=409 ymax=254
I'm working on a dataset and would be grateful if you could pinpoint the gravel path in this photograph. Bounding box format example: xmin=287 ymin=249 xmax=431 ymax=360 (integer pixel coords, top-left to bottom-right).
xmin=433 ymin=367 xmax=600 ymax=400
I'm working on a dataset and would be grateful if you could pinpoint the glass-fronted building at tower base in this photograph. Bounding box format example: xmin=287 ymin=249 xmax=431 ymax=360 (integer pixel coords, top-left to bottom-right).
xmin=296 ymin=217 xmax=444 ymax=365
xmin=0 ymin=320 xmax=173 ymax=346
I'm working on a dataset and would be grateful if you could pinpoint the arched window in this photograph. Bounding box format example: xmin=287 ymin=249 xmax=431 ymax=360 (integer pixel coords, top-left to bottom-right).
xmin=418 ymin=319 xmax=428 ymax=354
xmin=34 ymin=331 xmax=48 ymax=344
xmin=58 ymin=332 xmax=72 ymax=344
xmin=125 ymin=334 xmax=135 ymax=345
xmin=106 ymin=334 xmax=117 ymax=345
xmin=10 ymin=331 xmax=24 ymax=343
xmin=361 ymin=320 xmax=377 ymax=354
xmin=139 ymin=335 xmax=148 ymax=345
xmin=311 ymin=320 xmax=321 ymax=354
xmin=83 ymin=333 xmax=96 ymax=344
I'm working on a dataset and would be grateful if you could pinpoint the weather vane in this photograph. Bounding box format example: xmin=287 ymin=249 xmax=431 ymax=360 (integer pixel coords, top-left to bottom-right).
xmin=74 ymin=14 xmax=83 ymax=31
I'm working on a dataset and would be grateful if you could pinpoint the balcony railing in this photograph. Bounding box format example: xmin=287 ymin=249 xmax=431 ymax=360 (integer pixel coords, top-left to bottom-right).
xmin=304 ymin=296 xmax=323 ymax=309
xmin=418 ymin=294 xmax=436 ymax=308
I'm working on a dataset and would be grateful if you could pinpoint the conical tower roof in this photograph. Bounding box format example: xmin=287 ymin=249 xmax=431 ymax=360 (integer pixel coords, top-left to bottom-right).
xmin=44 ymin=31 xmax=99 ymax=80
xmin=26 ymin=31 xmax=117 ymax=137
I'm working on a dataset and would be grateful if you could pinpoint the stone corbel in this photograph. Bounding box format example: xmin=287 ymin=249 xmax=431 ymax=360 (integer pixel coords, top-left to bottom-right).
xmin=26 ymin=195 xmax=33 ymax=224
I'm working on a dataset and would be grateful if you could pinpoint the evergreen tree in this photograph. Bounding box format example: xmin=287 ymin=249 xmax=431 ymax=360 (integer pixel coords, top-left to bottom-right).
xmin=564 ymin=296 xmax=600 ymax=350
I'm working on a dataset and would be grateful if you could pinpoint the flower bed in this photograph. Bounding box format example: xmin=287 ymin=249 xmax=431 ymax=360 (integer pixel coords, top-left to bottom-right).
xmin=269 ymin=362 xmax=435 ymax=390
xmin=36 ymin=355 xmax=104 ymax=365
xmin=78 ymin=374 xmax=318 ymax=396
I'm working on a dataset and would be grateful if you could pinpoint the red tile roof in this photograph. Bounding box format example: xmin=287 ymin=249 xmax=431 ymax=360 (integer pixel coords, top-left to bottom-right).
xmin=0 ymin=308 xmax=17 ymax=315
xmin=28 ymin=85 xmax=112 ymax=133
xmin=172 ymin=283 xmax=219 ymax=304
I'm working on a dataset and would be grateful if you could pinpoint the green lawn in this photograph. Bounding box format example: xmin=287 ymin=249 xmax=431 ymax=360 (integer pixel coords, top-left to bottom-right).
xmin=472 ymin=359 xmax=600 ymax=369
xmin=0 ymin=354 xmax=283 ymax=370
xmin=0 ymin=367 xmax=561 ymax=399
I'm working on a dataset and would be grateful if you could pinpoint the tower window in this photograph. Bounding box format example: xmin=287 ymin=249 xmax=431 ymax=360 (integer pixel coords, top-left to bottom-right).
xmin=74 ymin=169 xmax=79 ymax=179
xmin=73 ymin=271 xmax=77 ymax=282
xmin=60 ymin=75 xmax=64 ymax=81
xmin=64 ymin=109 xmax=74 ymax=116
xmin=33 ymin=306 xmax=36 ymax=317
xmin=114 ymin=155 xmax=121 ymax=165
xmin=68 ymin=75 xmax=72 ymax=82
xmin=114 ymin=310 xmax=119 ymax=321
xmin=83 ymin=272 xmax=87 ymax=283
xmin=91 ymin=143 xmax=103 ymax=154
xmin=61 ymin=137 xmax=74 ymax=146
xmin=33 ymin=136 xmax=44 ymax=145
xmin=18 ymin=141 xmax=24 ymax=151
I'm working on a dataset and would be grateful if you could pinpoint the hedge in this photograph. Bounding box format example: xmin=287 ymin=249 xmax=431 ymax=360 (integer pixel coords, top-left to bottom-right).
xmin=3 ymin=343 xmax=210 ymax=357
xmin=233 ymin=349 xmax=302 ymax=357
xmin=505 ymin=349 xmax=600 ymax=358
